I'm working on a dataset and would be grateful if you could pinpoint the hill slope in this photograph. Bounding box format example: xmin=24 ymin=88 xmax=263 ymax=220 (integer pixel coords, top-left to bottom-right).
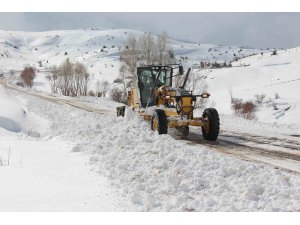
xmin=195 ymin=48 xmax=300 ymax=131
xmin=0 ymin=28 xmax=261 ymax=90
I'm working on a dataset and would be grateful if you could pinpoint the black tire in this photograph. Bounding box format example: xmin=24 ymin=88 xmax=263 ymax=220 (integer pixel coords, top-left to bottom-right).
xmin=151 ymin=109 xmax=168 ymax=134
xmin=117 ymin=106 xmax=126 ymax=117
xmin=201 ymin=108 xmax=220 ymax=141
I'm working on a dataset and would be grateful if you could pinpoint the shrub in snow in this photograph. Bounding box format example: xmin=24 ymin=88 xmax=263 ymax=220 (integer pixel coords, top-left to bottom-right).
xmin=231 ymin=98 xmax=256 ymax=120
xmin=110 ymin=87 xmax=127 ymax=104
xmin=88 ymin=90 xmax=95 ymax=97
xmin=113 ymin=78 xmax=123 ymax=84
xmin=254 ymin=93 xmax=266 ymax=104
xmin=0 ymin=149 xmax=11 ymax=166
xmin=272 ymin=102 xmax=278 ymax=110
xmin=20 ymin=66 xmax=36 ymax=88
xmin=16 ymin=81 xmax=25 ymax=87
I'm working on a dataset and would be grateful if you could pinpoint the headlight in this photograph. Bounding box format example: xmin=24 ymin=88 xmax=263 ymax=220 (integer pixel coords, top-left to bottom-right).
xmin=201 ymin=93 xmax=210 ymax=98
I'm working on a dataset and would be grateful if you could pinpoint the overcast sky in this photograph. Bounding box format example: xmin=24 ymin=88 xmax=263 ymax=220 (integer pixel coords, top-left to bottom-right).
xmin=0 ymin=12 xmax=299 ymax=49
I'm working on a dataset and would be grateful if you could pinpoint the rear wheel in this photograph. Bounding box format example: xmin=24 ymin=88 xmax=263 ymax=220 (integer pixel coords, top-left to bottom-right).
xmin=151 ymin=109 xmax=168 ymax=134
xmin=201 ymin=108 xmax=220 ymax=141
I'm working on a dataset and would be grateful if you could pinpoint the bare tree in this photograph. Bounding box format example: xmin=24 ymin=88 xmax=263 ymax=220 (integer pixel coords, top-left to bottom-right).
xmin=58 ymin=58 xmax=73 ymax=96
xmin=46 ymin=59 xmax=90 ymax=96
xmin=120 ymin=34 xmax=140 ymax=82
xmin=141 ymin=32 xmax=155 ymax=64
xmin=46 ymin=66 xmax=59 ymax=94
xmin=110 ymin=87 xmax=127 ymax=103
xmin=95 ymin=80 xmax=109 ymax=97
xmin=254 ymin=93 xmax=266 ymax=104
xmin=73 ymin=62 xmax=89 ymax=96
xmin=119 ymin=31 xmax=175 ymax=89
xmin=156 ymin=31 xmax=168 ymax=65
xmin=20 ymin=67 xmax=36 ymax=88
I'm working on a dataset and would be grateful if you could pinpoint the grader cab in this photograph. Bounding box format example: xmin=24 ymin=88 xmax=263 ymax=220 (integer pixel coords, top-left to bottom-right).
xmin=116 ymin=65 xmax=220 ymax=141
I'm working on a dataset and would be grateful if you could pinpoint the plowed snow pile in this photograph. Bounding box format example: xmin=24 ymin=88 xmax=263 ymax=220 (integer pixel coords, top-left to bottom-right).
xmin=0 ymin=89 xmax=133 ymax=211
xmin=23 ymin=93 xmax=300 ymax=212
xmin=0 ymin=85 xmax=48 ymax=136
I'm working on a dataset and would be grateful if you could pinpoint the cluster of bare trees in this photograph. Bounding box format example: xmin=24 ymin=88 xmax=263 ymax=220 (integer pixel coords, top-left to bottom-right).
xmin=119 ymin=32 xmax=175 ymax=87
xmin=20 ymin=67 xmax=36 ymax=88
xmin=46 ymin=59 xmax=89 ymax=96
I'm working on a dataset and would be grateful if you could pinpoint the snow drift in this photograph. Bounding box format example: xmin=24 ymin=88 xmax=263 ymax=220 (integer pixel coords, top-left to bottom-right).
xmin=0 ymin=84 xmax=49 ymax=136
xmin=0 ymin=85 xmax=25 ymax=132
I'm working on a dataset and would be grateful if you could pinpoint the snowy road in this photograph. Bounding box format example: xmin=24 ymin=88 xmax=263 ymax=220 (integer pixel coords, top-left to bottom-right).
xmin=4 ymin=81 xmax=300 ymax=175
xmin=172 ymin=130 xmax=300 ymax=174
xmin=1 ymin=81 xmax=111 ymax=114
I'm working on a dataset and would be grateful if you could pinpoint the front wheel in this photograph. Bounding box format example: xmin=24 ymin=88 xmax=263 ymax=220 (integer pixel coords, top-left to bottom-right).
xmin=151 ymin=109 xmax=168 ymax=134
xmin=201 ymin=108 xmax=220 ymax=141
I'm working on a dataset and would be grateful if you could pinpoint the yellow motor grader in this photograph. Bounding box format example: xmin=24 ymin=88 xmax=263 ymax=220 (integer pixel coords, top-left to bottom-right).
xmin=116 ymin=64 xmax=220 ymax=141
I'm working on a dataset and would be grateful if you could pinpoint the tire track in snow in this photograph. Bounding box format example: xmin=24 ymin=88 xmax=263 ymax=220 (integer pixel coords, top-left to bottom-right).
xmin=2 ymin=81 xmax=111 ymax=114
xmin=172 ymin=130 xmax=300 ymax=174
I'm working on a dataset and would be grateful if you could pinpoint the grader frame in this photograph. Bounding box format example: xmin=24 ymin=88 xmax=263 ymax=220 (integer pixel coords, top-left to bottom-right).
xmin=117 ymin=64 xmax=220 ymax=140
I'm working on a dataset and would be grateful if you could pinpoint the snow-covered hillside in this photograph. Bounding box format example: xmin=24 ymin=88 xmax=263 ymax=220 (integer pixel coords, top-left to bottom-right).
xmin=0 ymin=28 xmax=261 ymax=92
xmin=191 ymin=48 xmax=300 ymax=133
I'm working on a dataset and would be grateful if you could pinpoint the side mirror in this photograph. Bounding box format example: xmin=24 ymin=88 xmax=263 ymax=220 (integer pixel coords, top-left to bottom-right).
xmin=179 ymin=66 xmax=184 ymax=75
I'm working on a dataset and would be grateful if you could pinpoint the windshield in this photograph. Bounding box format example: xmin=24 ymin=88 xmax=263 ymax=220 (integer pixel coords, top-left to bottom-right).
xmin=137 ymin=67 xmax=173 ymax=107
xmin=152 ymin=69 xmax=172 ymax=87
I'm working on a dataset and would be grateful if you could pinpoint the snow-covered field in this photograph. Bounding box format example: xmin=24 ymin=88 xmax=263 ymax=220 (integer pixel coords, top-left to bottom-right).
xmin=191 ymin=48 xmax=300 ymax=133
xmin=1 ymin=28 xmax=300 ymax=212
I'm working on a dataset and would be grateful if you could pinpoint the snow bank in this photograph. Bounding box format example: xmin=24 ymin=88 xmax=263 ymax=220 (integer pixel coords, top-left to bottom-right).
xmin=0 ymin=85 xmax=49 ymax=136
xmin=23 ymin=93 xmax=300 ymax=212
xmin=0 ymin=85 xmax=25 ymax=132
